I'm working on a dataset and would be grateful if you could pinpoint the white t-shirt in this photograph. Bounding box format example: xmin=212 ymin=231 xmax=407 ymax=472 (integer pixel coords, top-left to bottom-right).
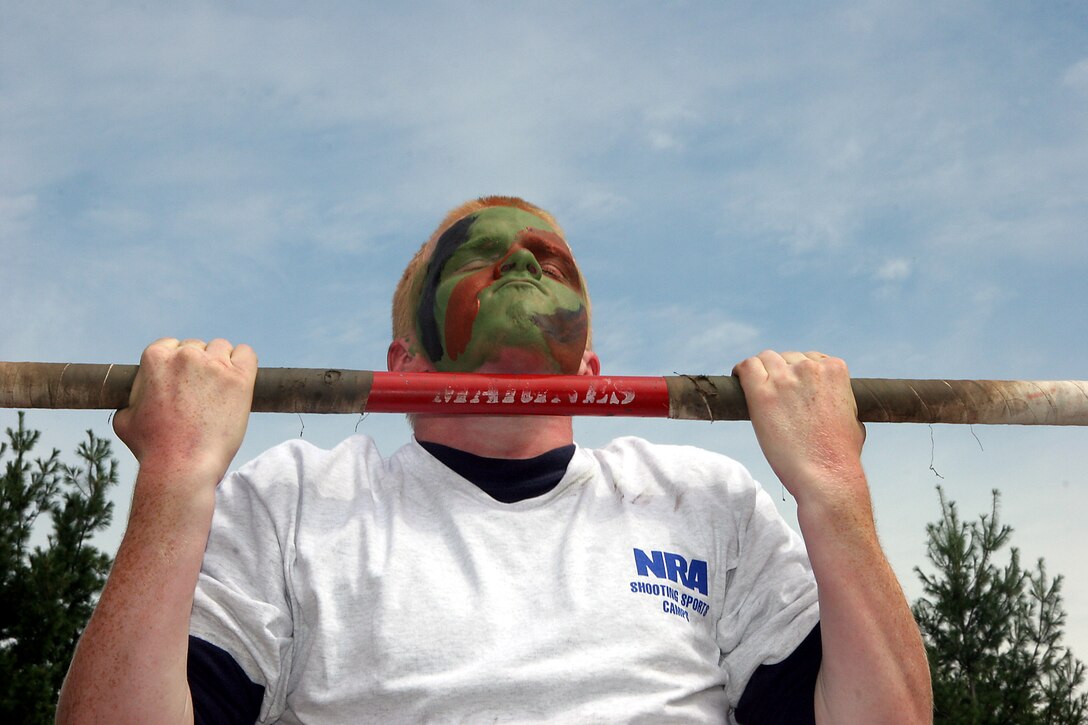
xmin=190 ymin=435 xmax=819 ymax=724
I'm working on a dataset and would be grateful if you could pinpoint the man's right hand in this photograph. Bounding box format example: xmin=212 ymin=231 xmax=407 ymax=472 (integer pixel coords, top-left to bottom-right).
xmin=57 ymin=338 xmax=257 ymax=724
xmin=113 ymin=337 xmax=257 ymax=487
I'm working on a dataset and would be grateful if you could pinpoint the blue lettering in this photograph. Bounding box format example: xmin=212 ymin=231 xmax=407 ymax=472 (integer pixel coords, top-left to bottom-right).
xmin=630 ymin=581 xmax=671 ymax=596
xmin=685 ymin=558 xmax=709 ymax=596
xmin=680 ymin=593 xmax=709 ymax=615
xmin=664 ymin=552 xmax=687 ymax=583
xmin=633 ymin=548 xmax=666 ymax=579
xmin=662 ymin=600 xmax=691 ymax=621
xmin=633 ymin=548 xmax=710 ymax=596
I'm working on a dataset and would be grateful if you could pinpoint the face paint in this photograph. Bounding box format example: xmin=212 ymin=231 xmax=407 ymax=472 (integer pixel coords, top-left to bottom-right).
xmin=417 ymin=215 xmax=476 ymax=363
xmin=415 ymin=206 xmax=589 ymax=373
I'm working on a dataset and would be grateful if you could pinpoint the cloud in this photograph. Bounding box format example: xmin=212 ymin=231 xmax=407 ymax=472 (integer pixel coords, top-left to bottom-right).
xmin=1061 ymin=57 xmax=1088 ymax=91
xmin=874 ymin=258 xmax=912 ymax=282
xmin=0 ymin=194 xmax=37 ymax=239
xmin=593 ymin=301 xmax=760 ymax=376
xmin=565 ymin=189 xmax=633 ymax=222
xmin=643 ymin=105 xmax=703 ymax=152
xmin=83 ymin=205 xmax=154 ymax=239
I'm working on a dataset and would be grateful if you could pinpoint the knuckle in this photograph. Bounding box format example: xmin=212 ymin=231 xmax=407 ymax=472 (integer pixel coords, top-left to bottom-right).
xmin=141 ymin=344 xmax=170 ymax=366
xmin=176 ymin=345 xmax=204 ymax=362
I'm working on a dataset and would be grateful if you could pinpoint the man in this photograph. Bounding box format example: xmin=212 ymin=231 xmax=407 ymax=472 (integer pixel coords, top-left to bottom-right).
xmin=58 ymin=196 xmax=931 ymax=723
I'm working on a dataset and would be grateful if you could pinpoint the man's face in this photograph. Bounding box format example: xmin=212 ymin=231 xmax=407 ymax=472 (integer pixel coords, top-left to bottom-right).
xmin=415 ymin=206 xmax=589 ymax=374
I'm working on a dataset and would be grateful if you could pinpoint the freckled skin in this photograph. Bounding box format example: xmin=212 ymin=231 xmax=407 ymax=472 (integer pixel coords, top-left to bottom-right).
xmin=415 ymin=207 xmax=589 ymax=373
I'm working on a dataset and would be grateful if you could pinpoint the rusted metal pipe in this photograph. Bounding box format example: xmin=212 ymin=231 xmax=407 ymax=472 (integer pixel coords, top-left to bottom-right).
xmin=1 ymin=362 xmax=1086 ymax=425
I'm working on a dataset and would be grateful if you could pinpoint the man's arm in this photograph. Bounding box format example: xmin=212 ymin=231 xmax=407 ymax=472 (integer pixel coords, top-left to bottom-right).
xmin=734 ymin=350 xmax=932 ymax=724
xmin=56 ymin=338 xmax=256 ymax=724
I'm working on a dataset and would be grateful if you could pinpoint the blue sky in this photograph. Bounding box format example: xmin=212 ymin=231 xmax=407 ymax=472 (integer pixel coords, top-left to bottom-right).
xmin=3 ymin=1 xmax=1087 ymax=663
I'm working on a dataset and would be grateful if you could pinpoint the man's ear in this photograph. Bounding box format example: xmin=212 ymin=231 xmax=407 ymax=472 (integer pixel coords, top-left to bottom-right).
xmin=578 ymin=349 xmax=601 ymax=376
xmin=388 ymin=338 xmax=435 ymax=372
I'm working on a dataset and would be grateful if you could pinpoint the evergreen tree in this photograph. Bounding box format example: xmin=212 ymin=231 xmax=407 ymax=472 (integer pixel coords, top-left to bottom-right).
xmin=0 ymin=412 xmax=118 ymax=724
xmin=913 ymin=487 xmax=1087 ymax=724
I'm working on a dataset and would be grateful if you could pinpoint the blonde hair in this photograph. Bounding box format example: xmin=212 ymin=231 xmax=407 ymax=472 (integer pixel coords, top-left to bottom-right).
xmin=391 ymin=196 xmax=591 ymax=350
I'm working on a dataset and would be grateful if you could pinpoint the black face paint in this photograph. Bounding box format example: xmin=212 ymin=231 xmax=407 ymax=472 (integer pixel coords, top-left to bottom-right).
xmin=532 ymin=306 xmax=590 ymax=373
xmin=417 ymin=214 xmax=478 ymax=363
xmin=531 ymin=307 xmax=588 ymax=344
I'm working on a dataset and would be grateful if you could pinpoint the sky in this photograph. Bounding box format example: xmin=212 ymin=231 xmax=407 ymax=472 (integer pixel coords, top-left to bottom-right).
xmin=3 ymin=0 xmax=1087 ymax=672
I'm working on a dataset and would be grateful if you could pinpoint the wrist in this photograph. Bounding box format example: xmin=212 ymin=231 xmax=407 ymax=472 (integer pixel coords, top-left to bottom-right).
xmin=135 ymin=445 xmax=231 ymax=489
xmin=130 ymin=456 xmax=222 ymax=523
xmin=792 ymin=468 xmax=877 ymax=540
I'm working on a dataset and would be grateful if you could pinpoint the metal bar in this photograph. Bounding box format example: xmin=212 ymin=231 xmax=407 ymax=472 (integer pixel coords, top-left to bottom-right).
xmin=1 ymin=361 xmax=1087 ymax=425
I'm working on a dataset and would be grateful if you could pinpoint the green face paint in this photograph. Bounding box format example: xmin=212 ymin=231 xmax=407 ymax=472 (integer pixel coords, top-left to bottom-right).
xmin=417 ymin=206 xmax=589 ymax=373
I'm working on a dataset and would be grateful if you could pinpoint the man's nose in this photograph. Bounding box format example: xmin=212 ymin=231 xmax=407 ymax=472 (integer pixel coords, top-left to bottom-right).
xmin=496 ymin=248 xmax=542 ymax=279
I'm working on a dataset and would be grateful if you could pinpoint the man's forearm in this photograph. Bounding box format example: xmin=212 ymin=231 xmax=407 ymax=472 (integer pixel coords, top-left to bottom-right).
xmin=797 ymin=479 xmax=932 ymax=724
xmin=56 ymin=466 xmax=216 ymax=725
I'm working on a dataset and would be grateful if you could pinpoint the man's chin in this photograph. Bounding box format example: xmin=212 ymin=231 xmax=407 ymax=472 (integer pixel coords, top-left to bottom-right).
xmin=470 ymin=347 xmax=567 ymax=375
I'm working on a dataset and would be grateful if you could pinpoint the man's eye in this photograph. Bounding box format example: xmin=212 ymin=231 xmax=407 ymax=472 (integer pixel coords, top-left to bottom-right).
xmin=455 ymin=260 xmax=491 ymax=274
xmin=542 ymin=263 xmax=565 ymax=279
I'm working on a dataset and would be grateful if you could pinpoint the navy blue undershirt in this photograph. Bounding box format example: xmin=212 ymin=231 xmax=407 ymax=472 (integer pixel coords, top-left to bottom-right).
xmin=188 ymin=442 xmax=819 ymax=723
xmin=417 ymin=439 xmax=576 ymax=502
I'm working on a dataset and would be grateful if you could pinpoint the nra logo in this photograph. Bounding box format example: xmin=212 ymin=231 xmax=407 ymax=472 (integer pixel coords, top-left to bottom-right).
xmin=632 ymin=548 xmax=709 ymax=596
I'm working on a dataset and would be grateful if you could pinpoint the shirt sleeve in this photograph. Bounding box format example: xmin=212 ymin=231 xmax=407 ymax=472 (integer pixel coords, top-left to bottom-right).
xmin=716 ymin=474 xmax=821 ymax=708
xmin=189 ymin=442 xmax=303 ymax=723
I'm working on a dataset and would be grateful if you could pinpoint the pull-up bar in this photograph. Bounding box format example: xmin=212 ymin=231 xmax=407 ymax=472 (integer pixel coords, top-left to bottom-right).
xmin=1 ymin=362 xmax=1086 ymax=425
